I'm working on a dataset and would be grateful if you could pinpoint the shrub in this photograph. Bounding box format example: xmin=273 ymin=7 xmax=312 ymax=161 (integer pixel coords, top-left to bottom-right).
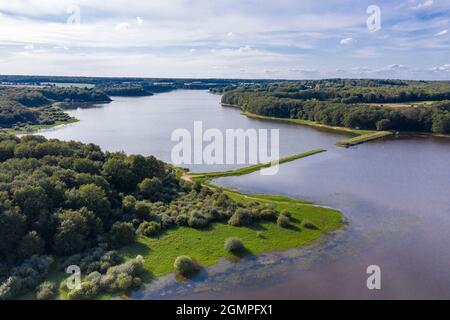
xmin=256 ymin=209 xmax=277 ymax=221
xmin=134 ymin=201 xmax=151 ymax=220
xmin=175 ymin=214 xmax=188 ymax=226
xmin=67 ymin=282 xmax=98 ymax=300
xmin=114 ymin=273 xmax=133 ymax=290
xmin=303 ymin=221 xmax=319 ymax=230
xmin=281 ymin=210 xmax=292 ymax=218
xmin=0 ymin=255 xmax=53 ymax=300
xmin=122 ymin=195 xmax=137 ymax=212
xmin=277 ymin=215 xmax=291 ymax=228
xmin=109 ymin=222 xmax=135 ymax=248
xmin=173 ymin=256 xmax=198 ymax=277
xmin=138 ymin=177 xmax=162 ymax=201
xmin=137 ymin=221 xmax=161 ymax=237
xmin=228 ymin=208 xmax=252 ymax=226
xmin=188 ymin=211 xmax=208 ymax=229
xmin=107 ymin=255 xmax=145 ymax=278
xmin=36 ymin=281 xmax=56 ymax=300
xmin=67 ymin=255 xmax=145 ymax=299
xmin=17 ymin=231 xmax=45 ymax=259
xmin=224 ymin=237 xmax=244 ymax=254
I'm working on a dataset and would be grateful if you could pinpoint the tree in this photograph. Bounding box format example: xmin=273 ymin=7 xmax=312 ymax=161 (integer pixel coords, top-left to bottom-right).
xmin=0 ymin=211 xmax=26 ymax=257
xmin=13 ymin=185 xmax=49 ymax=220
xmin=138 ymin=177 xmax=162 ymax=201
xmin=228 ymin=208 xmax=252 ymax=226
xmin=109 ymin=222 xmax=135 ymax=248
xmin=102 ymin=158 xmax=137 ymax=192
xmin=72 ymin=158 xmax=99 ymax=174
xmin=277 ymin=215 xmax=290 ymax=228
xmin=173 ymin=256 xmax=198 ymax=277
xmin=53 ymin=208 xmax=102 ymax=256
xmin=36 ymin=281 xmax=56 ymax=300
xmin=17 ymin=231 xmax=45 ymax=259
xmin=76 ymin=184 xmax=111 ymax=221
xmin=224 ymin=237 xmax=244 ymax=254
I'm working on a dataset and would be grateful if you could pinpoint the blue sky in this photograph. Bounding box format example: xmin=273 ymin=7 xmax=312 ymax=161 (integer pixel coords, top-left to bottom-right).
xmin=0 ymin=0 xmax=449 ymax=79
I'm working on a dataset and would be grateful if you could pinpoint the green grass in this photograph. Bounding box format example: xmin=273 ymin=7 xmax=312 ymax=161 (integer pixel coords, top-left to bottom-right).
xmin=119 ymin=192 xmax=343 ymax=278
xmin=336 ymin=131 xmax=393 ymax=147
xmin=189 ymin=149 xmax=326 ymax=181
xmin=1 ymin=117 xmax=79 ymax=135
xmin=239 ymin=111 xmax=393 ymax=148
xmin=45 ymin=82 xmax=95 ymax=88
xmin=24 ymin=189 xmax=343 ymax=300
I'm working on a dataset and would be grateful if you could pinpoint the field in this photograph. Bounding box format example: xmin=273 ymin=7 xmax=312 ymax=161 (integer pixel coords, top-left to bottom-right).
xmin=119 ymin=192 xmax=343 ymax=279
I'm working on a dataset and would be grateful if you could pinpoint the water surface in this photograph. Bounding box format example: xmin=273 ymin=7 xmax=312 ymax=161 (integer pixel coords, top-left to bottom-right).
xmin=41 ymin=90 xmax=347 ymax=172
xmin=40 ymin=91 xmax=450 ymax=299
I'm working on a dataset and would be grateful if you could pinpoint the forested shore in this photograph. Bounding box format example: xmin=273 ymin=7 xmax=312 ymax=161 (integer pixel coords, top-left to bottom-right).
xmin=221 ymin=79 xmax=450 ymax=134
xmin=0 ymin=135 xmax=342 ymax=299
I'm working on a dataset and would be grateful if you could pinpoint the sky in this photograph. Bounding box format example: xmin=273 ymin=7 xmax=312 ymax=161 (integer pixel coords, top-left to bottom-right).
xmin=0 ymin=0 xmax=449 ymax=80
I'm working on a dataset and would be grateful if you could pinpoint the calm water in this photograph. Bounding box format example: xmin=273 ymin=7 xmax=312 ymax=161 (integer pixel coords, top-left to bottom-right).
xmin=40 ymin=91 xmax=450 ymax=300
xmin=40 ymin=90 xmax=347 ymax=172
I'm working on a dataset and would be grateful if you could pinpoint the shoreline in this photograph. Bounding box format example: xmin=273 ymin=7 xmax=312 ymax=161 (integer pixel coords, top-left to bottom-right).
xmin=42 ymin=148 xmax=344 ymax=300
xmin=221 ymin=102 xmax=450 ymax=146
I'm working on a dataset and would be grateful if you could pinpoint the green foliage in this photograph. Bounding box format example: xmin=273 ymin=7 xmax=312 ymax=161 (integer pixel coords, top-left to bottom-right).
xmin=228 ymin=208 xmax=252 ymax=226
xmin=0 ymin=255 xmax=53 ymax=300
xmin=137 ymin=221 xmax=161 ymax=237
xmin=173 ymin=255 xmax=198 ymax=277
xmin=18 ymin=231 xmax=46 ymax=259
xmin=109 ymin=222 xmax=136 ymax=248
xmin=277 ymin=215 xmax=291 ymax=228
xmin=66 ymin=255 xmax=144 ymax=300
xmin=53 ymin=208 xmax=103 ymax=256
xmin=222 ymin=81 xmax=450 ymax=134
xmin=138 ymin=177 xmax=163 ymax=201
xmin=188 ymin=211 xmax=209 ymax=229
xmin=224 ymin=237 xmax=244 ymax=254
xmin=36 ymin=281 xmax=56 ymax=300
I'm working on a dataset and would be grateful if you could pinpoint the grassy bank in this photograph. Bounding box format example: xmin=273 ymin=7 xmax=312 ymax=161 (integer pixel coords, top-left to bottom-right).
xmin=1 ymin=117 xmax=79 ymax=135
xmin=37 ymin=190 xmax=343 ymax=300
xmin=238 ymin=110 xmax=393 ymax=147
xmin=189 ymin=149 xmax=326 ymax=181
xmin=119 ymin=192 xmax=343 ymax=279
xmin=336 ymin=131 xmax=394 ymax=147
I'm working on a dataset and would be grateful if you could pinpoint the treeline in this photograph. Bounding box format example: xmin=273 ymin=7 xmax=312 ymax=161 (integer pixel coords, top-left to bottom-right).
xmin=0 ymin=135 xmax=279 ymax=299
xmin=0 ymin=87 xmax=111 ymax=129
xmin=222 ymin=80 xmax=450 ymax=134
xmin=95 ymin=84 xmax=154 ymax=97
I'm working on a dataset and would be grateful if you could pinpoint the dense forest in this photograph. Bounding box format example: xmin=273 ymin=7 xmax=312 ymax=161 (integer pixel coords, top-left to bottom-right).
xmin=0 ymin=135 xmax=280 ymax=299
xmin=0 ymin=87 xmax=111 ymax=130
xmin=221 ymin=79 xmax=450 ymax=134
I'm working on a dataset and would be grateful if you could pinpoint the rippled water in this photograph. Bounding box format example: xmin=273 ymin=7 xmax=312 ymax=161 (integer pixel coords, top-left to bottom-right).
xmin=40 ymin=91 xmax=450 ymax=299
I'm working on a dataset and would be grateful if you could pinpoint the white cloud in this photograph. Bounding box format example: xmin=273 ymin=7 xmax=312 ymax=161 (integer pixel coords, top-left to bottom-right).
xmin=136 ymin=17 xmax=144 ymax=25
xmin=412 ymin=0 xmax=434 ymax=10
xmin=340 ymin=38 xmax=354 ymax=45
xmin=435 ymin=29 xmax=448 ymax=36
xmin=431 ymin=64 xmax=450 ymax=72
xmin=238 ymin=45 xmax=253 ymax=53
xmin=115 ymin=22 xmax=129 ymax=31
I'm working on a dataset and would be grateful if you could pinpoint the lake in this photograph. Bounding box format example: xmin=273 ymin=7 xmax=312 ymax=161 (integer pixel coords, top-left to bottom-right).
xmin=39 ymin=90 xmax=450 ymax=299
